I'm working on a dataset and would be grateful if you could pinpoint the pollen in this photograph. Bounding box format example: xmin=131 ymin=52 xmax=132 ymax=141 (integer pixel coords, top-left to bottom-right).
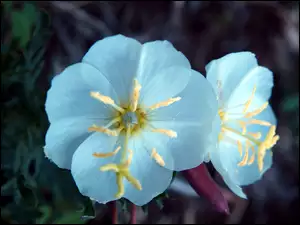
xmin=151 ymin=148 xmax=165 ymax=167
xmin=151 ymin=128 xmax=177 ymax=138
xmin=148 ymin=97 xmax=181 ymax=110
xmin=130 ymin=79 xmax=142 ymax=112
xmin=88 ymin=125 xmax=119 ymax=136
xmin=93 ymin=146 xmax=121 ymax=158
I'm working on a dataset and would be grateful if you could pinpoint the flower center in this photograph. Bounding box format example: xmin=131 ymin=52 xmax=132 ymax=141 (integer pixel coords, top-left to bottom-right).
xmin=216 ymin=82 xmax=279 ymax=171
xmin=118 ymin=106 xmax=147 ymax=136
xmin=87 ymin=78 xmax=181 ymax=198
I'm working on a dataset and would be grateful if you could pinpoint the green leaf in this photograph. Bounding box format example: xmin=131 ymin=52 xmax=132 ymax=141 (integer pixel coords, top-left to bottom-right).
xmin=52 ymin=211 xmax=87 ymax=224
xmin=36 ymin=206 xmax=52 ymax=224
xmin=11 ymin=3 xmax=38 ymax=48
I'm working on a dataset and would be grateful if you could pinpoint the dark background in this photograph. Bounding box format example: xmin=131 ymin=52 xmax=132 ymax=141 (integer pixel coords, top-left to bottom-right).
xmin=1 ymin=1 xmax=299 ymax=224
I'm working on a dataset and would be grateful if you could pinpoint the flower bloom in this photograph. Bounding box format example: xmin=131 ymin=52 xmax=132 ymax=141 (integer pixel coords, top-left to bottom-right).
xmin=205 ymin=52 xmax=280 ymax=198
xmin=44 ymin=35 xmax=218 ymax=205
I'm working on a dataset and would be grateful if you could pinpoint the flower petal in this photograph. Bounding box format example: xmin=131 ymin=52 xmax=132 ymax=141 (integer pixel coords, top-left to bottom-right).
xmin=44 ymin=117 xmax=105 ymax=169
xmin=45 ymin=63 xmax=118 ymax=123
xmin=136 ymin=40 xmax=190 ymax=88
xmin=71 ymin=132 xmax=120 ymax=204
xmin=149 ymin=70 xmax=218 ymax=123
xmin=226 ymin=66 xmax=274 ymax=116
xmin=213 ymin=104 xmax=276 ymax=187
xmin=222 ymin=176 xmax=247 ymax=199
xmin=144 ymin=70 xmax=219 ymax=171
xmin=206 ymin=52 xmax=262 ymax=105
xmin=140 ymin=67 xmax=191 ymax=108
xmin=82 ymin=35 xmax=142 ymax=103
xmin=209 ymin=135 xmax=247 ymax=199
xmin=122 ymin=137 xmax=173 ymax=206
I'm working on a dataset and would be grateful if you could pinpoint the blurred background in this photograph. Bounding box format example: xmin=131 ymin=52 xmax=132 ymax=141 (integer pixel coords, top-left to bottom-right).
xmin=1 ymin=1 xmax=299 ymax=224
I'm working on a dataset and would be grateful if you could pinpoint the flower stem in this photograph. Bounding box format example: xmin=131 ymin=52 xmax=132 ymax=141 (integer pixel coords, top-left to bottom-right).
xmin=182 ymin=163 xmax=230 ymax=215
xmin=130 ymin=203 xmax=137 ymax=224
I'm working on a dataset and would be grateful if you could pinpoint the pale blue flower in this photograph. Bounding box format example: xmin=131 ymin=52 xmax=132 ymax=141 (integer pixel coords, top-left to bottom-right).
xmin=44 ymin=35 xmax=218 ymax=206
xmin=205 ymin=52 xmax=280 ymax=198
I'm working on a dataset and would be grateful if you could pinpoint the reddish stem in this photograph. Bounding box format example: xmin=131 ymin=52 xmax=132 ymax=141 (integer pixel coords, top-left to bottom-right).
xmin=130 ymin=203 xmax=137 ymax=224
xmin=108 ymin=201 xmax=118 ymax=224
xmin=183 ymin=164 xmax=230 ymax=215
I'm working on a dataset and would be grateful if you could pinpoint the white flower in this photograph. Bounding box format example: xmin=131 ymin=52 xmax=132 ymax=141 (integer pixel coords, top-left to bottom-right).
xmin=44 ymin=35 xmax=218 ymax=205
xmin=205 ymin=52 xmax=280 ymax=198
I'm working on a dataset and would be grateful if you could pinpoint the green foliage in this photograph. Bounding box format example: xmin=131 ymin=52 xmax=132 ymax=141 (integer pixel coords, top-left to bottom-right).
xmin=1 ymin=2 xmax=94 ymax=223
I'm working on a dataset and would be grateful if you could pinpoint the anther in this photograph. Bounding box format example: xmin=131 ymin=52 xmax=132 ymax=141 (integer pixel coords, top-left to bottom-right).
xmin=88 ymin=125 xmax=119 ymax=136
xmin=151 ymin=128 xmax=177 ymax=138
xmin=151 ymin=148 xmax=165 ymax=167
xmin=93 ymin=146 xmax=121 ymax=158
xmin=149 ymin=97 xmax=181 ymax=110
xmin=90 ymin=91 xmax=125 ymax=113
xmin=130 ymin=79 xmax=141 ymax=112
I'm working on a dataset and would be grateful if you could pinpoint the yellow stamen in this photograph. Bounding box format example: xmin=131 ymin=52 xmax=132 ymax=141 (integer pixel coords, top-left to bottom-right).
xmin=90 ymin=91 xmax=114 ymax=104
xmin=115 ymin=173 xmax=125 ymax=198
xmin=248 ymin=132 xmax=262 ymax=139
xmin=121 ymin=125 xmax=131 ymax=163
xmin=245 ymin=102 xmax=269 ymax=118
xmin=271 ymin=135 xmax=280 ymax=146
xmin=90 ymin=91 xmax=125 ymax=113
xmin=123 ymin=172 xmax=142 ymax=190
xmin=249 ymin=119 xmax=272 ymax=126
xmin=247 ymin=145 xmax=256 ymax=165
xmin=100 ymin=148 xmax=142 ymax=198
xmin=104 ymin=117 xmax=121 ymax=129
xmin=238 ymin=141 xmax=249 ymax=166
xmin=243 ymin=85 xmax=256 ymax=113
xmin=123 ymin=149 xmax=133 ymax=167
xmin=257 ymin=145 xmax=266 ymax=172
xmin=238 ymin=121 xmax=247 ymax=134
xmin=100 ymin=164 xmax=119 ymax=172
xmin=151 ymin=128 xmax=177 ymax=138
xmin=93 ymin=146 xmax=121 ymax=158
xmin=130 ymin=79 xmax=141 ymax=112
xmin=257 ymin=125 xmax=280 ymax=171
xmin=237 ymin=140 xmax=243 ymax=156
xmin=88 ymin=125 xmax=119 ymax=136
xmin=218 ymin=109 xmax=226 ymax=121
xmin=148 ymin=97 xmax=181 ymax=110
xmin=151 ymin=148 xmax=165 ymax=167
